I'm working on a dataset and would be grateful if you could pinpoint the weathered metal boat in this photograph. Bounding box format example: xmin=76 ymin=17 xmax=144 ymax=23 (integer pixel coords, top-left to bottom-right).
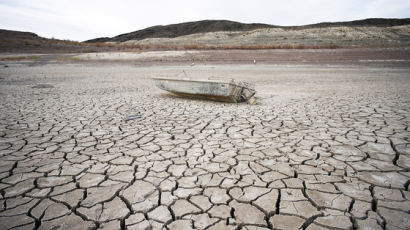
xmin=153 ymin=76 xmax=256 ymax=104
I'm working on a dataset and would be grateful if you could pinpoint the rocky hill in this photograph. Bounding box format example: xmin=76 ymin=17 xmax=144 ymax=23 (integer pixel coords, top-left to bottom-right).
xmin=86 ymin=18 xmax=410 ymax=43
xmin=85 ymin=20 xmax=274 ymax=43
xmin=0 ymin=29 xmax=120 ymax=53
xmin=0 ymin=29 xmax=83 ymax=53
xmin=1 ymin=18 xmax=409 ymax=53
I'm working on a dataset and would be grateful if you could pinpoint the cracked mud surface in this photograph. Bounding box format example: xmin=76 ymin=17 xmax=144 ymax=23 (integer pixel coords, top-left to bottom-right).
xmin=0 ymin=63 xmax=409 ymax=230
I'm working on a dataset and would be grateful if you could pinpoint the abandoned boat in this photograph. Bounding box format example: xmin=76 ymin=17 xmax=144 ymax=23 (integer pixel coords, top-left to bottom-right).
xmin=153 ymin=77 xmax=256 ymax=103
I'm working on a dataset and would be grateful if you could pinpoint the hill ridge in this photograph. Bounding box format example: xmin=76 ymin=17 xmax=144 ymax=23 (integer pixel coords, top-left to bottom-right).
xmin=85 ymin=18 xmax=410 ymax=42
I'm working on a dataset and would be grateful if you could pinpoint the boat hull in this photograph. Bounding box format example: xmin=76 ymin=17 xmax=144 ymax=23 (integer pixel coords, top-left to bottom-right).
xmin=153 ymin=78 xmax=255 ymax=103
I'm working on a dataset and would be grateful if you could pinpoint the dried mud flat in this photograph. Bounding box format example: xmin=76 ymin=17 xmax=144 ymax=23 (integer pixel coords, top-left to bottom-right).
xmin=0 ymin=53 xmax=409 ymax=230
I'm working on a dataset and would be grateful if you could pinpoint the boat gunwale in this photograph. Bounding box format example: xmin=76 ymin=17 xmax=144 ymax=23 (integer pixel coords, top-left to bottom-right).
xmin=152 ymin=77 xmax=236 ymax=86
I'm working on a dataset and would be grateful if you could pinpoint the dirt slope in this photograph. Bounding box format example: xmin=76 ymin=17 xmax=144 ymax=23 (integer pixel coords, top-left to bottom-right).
xmin=85 ymin=18 xmax=410 ymax=43
xmin=85 ymin=20 xmax=275 ymax=43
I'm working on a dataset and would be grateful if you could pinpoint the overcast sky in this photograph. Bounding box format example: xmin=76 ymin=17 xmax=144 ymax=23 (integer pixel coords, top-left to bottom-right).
xmin=0 ymin=0 xmax=409 ymax=41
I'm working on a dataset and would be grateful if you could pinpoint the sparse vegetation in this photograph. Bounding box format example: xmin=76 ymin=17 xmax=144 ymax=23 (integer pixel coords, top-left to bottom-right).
xmin=0 ymin=55 xmax=39 ymax=61
xmin=181 ymin=44 xmax=340 ymax=50
xmin=155 ymin=44 xmax=179 ymax=50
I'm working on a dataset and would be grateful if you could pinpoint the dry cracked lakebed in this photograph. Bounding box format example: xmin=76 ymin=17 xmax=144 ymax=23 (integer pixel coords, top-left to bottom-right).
xmin=0 ymin=63 xmax=409 ymax=230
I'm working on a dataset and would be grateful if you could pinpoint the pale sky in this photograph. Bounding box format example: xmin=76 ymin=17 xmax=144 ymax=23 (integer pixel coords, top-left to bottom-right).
xmin=0 ymin=0 xmax=409 ymax=41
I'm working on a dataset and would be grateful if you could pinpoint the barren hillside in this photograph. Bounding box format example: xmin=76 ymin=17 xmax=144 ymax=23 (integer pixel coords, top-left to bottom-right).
xmin=86 ymin=18 xmax=410 ymax=48
xmin=0 ymin=29 xmax=110 ymax=53
xmin=86 ymin=20 xmax=274 ymax=43
xmin=1 ymin=18 xmax=409 ymax=53
xmin=124 ymin=24 xmax=410 ymax=48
